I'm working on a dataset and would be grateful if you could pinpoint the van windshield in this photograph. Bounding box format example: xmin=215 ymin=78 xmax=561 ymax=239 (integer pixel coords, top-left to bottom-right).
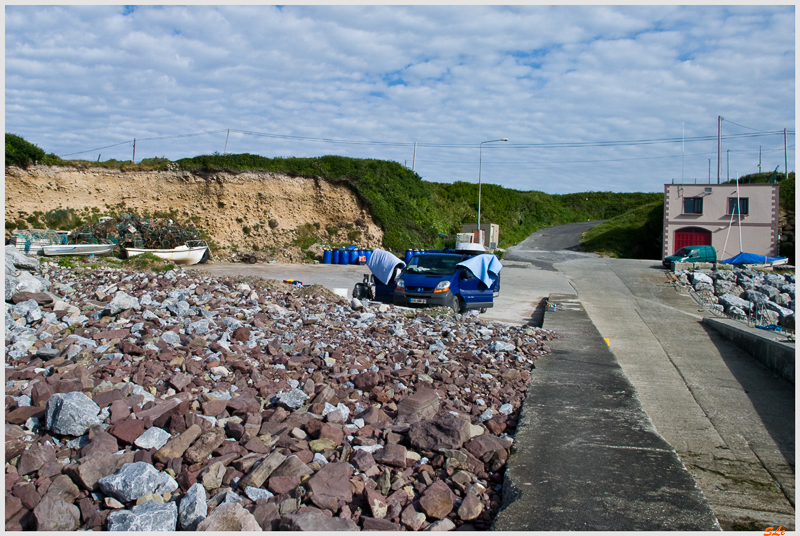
xmin=675 ymin=247 xmax=695 ymax=256
xmin=405 ymin=254 xmax=462 ymax=275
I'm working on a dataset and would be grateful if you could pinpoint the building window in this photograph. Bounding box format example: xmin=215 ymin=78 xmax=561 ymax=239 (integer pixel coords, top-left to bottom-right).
xmin=728 ymin=197 xmax=749 ymax=215
xmin=683 ymin=197 xmax=703 ymax=214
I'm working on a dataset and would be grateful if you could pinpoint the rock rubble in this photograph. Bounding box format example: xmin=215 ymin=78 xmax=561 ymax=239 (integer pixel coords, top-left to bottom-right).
xmin=5 ymin=247 xmax=555 ymax=531
xmin=676 ymin=266 xmax=795 ymax=325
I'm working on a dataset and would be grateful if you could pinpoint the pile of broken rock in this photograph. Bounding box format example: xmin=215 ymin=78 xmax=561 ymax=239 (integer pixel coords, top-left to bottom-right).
xmin=5 ymin=245 xmax=555 ymax=531
xmin=676 ymin=266 xmax=795 ymax=324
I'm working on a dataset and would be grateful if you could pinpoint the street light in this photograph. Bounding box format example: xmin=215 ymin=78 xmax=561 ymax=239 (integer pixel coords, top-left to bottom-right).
xmin=478 ymin=138 xmax=508 ymax=233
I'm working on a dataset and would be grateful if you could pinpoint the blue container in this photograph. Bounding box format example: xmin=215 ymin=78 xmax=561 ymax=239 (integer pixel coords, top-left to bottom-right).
xmin=322 ymin=250 xmax=332 ymax=264
xmin=338 ymin=249 xmax=347 ymax=265
xmin=365 ymin=250 xmax=373 ymax=263
xmin=349 ymin=249 xmax=359 ymax=264
xmin=332 ymin=249 xmax=340 ymax=264
xmin=405 ymin=250 xmax=413 ymax=263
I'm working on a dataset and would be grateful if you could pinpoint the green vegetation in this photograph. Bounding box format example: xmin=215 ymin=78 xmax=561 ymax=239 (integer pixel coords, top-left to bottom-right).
xmin=5 ymin=134 xmax=63 ymax=168
xmin=31 ymin=134 xmax=800 ymax=260
xmin=125 ymin=252 xmax=175 ymax=272
xmin=580 ymin=201 xmax=664 ymax=259
xmin=726 ymin=171 xmax=794 ymax=213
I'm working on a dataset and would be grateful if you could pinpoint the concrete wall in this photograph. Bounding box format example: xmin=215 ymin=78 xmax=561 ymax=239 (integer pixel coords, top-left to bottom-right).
xmin=663 ymin=183 xmax=779 ymax=259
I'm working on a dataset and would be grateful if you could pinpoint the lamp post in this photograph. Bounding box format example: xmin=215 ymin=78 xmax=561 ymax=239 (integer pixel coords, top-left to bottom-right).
xmin=478 ymin=138 xmax=508 ymax=233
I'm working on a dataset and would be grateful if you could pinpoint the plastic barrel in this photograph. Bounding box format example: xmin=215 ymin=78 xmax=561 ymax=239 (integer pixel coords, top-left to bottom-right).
xmin=332 ymin=249 xmax=340 ymax=264
xmin=365 ymin=250 xmax=373 ymax=263
xmin=322 ymin=250 xmax=332 ymax=264
xmin=405 ymin=250 xmax=413 ymax=263
xmin=339 ymin=249 xmax=348 ymax=265
xmin=349 ymin=249 xmax=359 ymax=264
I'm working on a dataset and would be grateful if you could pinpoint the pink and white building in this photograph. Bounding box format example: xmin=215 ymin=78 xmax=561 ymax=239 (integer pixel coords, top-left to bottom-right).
xmin=662 ymin=183 xmax=781 ymax=260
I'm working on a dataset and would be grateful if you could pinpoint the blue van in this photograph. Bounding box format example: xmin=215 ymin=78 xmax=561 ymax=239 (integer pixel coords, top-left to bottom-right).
xmin=358 ymin=246 xmax=501 ymax=313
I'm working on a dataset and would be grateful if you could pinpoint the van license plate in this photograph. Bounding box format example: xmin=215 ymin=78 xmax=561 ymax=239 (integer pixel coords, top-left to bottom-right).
xmin=409 ymin=298 xmax=426 ymax=304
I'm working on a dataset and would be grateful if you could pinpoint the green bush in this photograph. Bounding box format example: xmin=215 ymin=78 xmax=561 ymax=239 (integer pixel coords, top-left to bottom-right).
xmin=581 ymin=201 xmax=664 ymax=259
xmin=5 ymin=134 xmax=62 ymax=168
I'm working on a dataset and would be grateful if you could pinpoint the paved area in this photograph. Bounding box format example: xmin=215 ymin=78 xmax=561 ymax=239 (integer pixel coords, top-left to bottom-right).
xmin=506 ymin=230 xmax=795 ymax=531
xmin=493 ymin=293 xmax=718 ymax=530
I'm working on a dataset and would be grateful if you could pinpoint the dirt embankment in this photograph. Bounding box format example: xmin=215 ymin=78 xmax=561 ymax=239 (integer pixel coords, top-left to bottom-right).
xmin=5 ymin=166 xmax=384 ymax=261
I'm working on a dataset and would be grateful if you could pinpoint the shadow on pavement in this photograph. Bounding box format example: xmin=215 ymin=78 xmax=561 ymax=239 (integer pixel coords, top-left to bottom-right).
xmin=699 ymin=322 xmax=795 ymax=466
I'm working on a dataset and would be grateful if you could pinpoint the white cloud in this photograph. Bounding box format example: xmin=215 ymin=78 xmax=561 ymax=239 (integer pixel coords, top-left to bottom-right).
xmin=5 ymin=5 xmax=794 ymax=194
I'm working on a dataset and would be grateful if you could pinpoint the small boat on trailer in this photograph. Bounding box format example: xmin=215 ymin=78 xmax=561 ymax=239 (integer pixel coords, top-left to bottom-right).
xmin=719 ymin=252 xmax=789 ymax=268
xmin=123 ymin=240 xmax=210 ymax=266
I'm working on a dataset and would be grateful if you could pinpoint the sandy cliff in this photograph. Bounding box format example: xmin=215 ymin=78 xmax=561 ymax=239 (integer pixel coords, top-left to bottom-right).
xmin=5 ymin=166 xmax=384 ymax=259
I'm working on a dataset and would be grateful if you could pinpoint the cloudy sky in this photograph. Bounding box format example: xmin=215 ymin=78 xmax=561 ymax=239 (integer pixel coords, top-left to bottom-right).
xmin=5 ymin=5 xmax=795 ymax=194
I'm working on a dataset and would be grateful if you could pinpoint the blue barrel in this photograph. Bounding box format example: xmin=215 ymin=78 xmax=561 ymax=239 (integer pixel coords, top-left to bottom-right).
xmin=405 ymin=250 xmax=413 ymax=263
xmin=338 ymin=249 xmax=348 ymax=265
xmin=322 ymin=250 xmax=332 ymax=264
xmin=349 ymin=249 xmax=359 ymax=264
xmin=332 ymin=249 xmax=340 ymax=264
xmin=365 ymin=250 xmax=373 ymax=263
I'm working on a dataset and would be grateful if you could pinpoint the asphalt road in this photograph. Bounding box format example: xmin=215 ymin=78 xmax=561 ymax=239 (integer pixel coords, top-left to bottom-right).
xmin=188 ymin=224 xmax=795 ymax=529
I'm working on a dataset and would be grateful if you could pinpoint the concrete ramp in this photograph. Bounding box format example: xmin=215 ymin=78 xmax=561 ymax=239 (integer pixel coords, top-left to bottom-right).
xmin=493 ymin=294 xmax=719 ymax=531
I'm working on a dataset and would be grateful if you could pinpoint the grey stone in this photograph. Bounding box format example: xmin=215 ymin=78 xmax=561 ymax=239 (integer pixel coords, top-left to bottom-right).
xmin=273 ymin=388 xmax=309 ymax=410
xmin=244 ymin=486 xmax=274 ymax=502
xmin=188 ymin=319 xmax=211 ymax=335
xmin=12 ymin=299 xmax=42 ymax=323
xmin=45 ymin=392 xmax=102 ymax=436
xmin=718 ymin=293 xmax=753 ymax=313
xmin=488 ymin=340 xmax=515 ymax=353
xmin=107 ymin=291 xmax=141 ymax=315
xmin=134 ymin=426 xmax=171 ymax=450
xmin=166 ymin=300 xmax=191 ymax=317
xmin=6 ymin=244 xmax=40 ymax=271
xmin=107 ymin=499 xmax=178 ymax=531
xmin=15 ymin=270 xmax=49 ymax=294
xmin=98 ymin=462 xmax=179 ymax=503
xmin=178 ymin=483 xmax=207 ymax=531
xmin=160 ymin=331 xmax=181 ymax=346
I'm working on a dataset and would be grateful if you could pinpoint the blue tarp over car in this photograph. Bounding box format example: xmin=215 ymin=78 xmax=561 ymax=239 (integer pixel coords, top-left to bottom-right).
xmin=456 ymin=254 xmax=503 ymax=288
xmin=720 ymin=252 xmax=788 ymax=265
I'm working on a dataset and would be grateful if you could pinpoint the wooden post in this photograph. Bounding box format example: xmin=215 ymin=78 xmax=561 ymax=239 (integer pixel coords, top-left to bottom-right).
xmin=132 ymin=139 xmax=136 ymax=163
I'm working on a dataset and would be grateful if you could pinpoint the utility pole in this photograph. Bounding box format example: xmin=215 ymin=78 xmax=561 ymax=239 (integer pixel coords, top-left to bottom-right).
xmin=132 ymin=139 xmax=136 ymax=164
xmin=224 ymin=129 xmax=230 ymax=156
xmin=785 ymin=128 xmax=789 ymax=181
xmin=727 ymin=149 xmax=729 ymax=182
xmin=717 ymin=116 xmax=723 ymax=184
xmin=708 ymin=159 xmax=711 ymax=183
xmin=412 ymin=142 xmax=417 ymax=172
xmin=759 ymin=146 xmax=762 ymax=173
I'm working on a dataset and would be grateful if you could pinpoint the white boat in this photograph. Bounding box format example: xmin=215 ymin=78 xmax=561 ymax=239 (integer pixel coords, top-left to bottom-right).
xmin=124 ymin=241 xmax=210 ymax=265
xmin=42 ymin=243 xmax=117 ymax=257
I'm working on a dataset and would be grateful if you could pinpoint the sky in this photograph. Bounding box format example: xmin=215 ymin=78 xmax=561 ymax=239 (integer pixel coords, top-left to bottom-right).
xmin=4 ymin=5 xmax=795 ymax=195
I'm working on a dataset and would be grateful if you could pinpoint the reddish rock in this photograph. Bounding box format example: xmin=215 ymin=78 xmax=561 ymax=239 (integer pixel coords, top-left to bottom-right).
xmin=66 ymin=451 xmax=134 ymax=490
xmin=201 ymin=398 xmax=227 ymax=417
xmin=267 ymin=475 xmax=300 ymax=495
xmin=419 ymin=480 xmax=455 ymax=520
xmin=457 ymin=491 xmax=483 ymax=521
xmin=12 ymin=482 xmax=40 ymax=511
xmin=401 ymin=503 xmax=426 ymax=531
xmin=350 ymin=449 xmax=377 ymax=472
xmin=184 ymin=428 xmax=226 ymax=465
xmin=17 ymin=443 xmax=56 ymax=476
xmin=364 ymin=487 xmax=389 ymax=519
xmin=361 ymin=517 xmax=401 ymax=531
xmin=318 ymin=423 xmax=344 ymax=445
xmin=33 ymin=495 xmax=80 ymax=531
xmin=373 ymin=443 xmax=407 ymax=468
xmin=408 ymin=413 xmax=471 ymax=451
xmin=80 ymin=430 xmax=119 ymax=458
xmin=154 ymin=424 xmax=202 ymax=464
xmin=6 ymin=406 xmax=46 ymax=425
xmin=232 ymin=326 xmax=251 ymax=342
xmin=396 ymin=387 xmax=441 ymax=424
xmin=353 ymin=371 xmax=381 ymax=391
xmin=306 ymin=462 xmax=353 ymax=512
xmin=108 ymin=417 xmax=145 ymax=444
xmin=43 ymin=475 xmax=81 ymax=503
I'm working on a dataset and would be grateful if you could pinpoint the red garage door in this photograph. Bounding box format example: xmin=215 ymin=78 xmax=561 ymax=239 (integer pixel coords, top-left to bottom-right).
xmin=674 ymin=227 xmax=711 ymax=253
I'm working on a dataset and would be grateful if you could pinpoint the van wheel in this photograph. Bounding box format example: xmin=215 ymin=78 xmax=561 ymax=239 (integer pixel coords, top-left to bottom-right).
xmin=458 ymin=297 xmax=467 ymax=314
xmin=480 ymin=308 xmax=488 ymax=314
xmin=446 ymin=295 xmax=459 ymax=314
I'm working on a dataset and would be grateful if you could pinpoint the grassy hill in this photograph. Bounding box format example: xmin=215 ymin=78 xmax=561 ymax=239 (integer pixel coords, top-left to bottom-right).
xmin=7 ymin=134 xmax=667 ymax=254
